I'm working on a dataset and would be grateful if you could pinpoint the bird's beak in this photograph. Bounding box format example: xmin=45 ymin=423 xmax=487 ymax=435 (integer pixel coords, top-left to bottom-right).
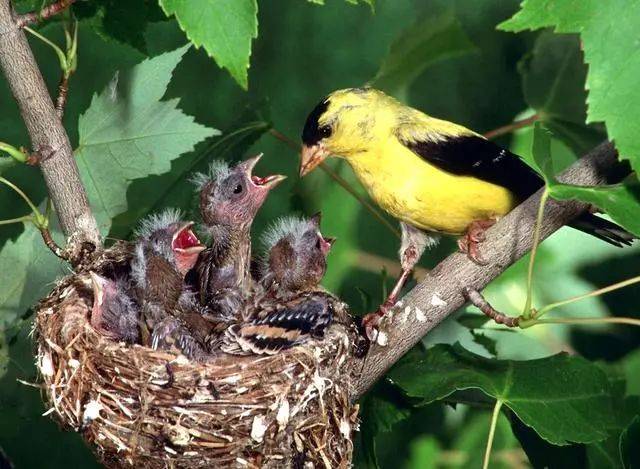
xmin=319 ymin=235 xmax=336 ymax=255
xmin=242 ymin=153 xmax=287 ymax=189
xmin=89 ymin=271 xmax=105 ymax=306
xmin=171 ymin=222 xmax=206 ymax=256
xmin=300 ymin=143 xmax=329 ymax=177
xmin=237 ymin=153 xmax=263 ymax=175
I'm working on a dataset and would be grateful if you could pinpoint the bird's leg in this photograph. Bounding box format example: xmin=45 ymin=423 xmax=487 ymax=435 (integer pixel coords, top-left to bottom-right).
xmin=457 ymin=218 xmax=497 ymax=265
xmin=361 ymin=223 xmax=436 ymax=341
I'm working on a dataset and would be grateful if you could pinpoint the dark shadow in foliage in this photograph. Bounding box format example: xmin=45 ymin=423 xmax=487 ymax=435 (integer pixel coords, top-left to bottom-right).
xmin=0 ymin=328 xmax=99 ymax=469
xmin=508 ymin=408 xmax=587 ymax=469
xmin=572 ymin=253 xmax=640 ymax=361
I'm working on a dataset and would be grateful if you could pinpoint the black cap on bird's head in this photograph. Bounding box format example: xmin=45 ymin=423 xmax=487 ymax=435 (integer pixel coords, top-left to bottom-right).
xmin=300 ymin=87 xmax=381 ymax=177
xmin=193 ymin=154 xmax=286 ymax=229
xmin=134 ymin=209 xmax=205 ymax=276
xmin=261 ymin=213 xmax=336 ymax=291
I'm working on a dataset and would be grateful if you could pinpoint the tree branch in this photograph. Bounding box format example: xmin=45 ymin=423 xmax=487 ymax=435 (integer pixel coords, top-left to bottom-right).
xmin=15 ymin=0 xmax=75 ymax=29
xmin=0 ymin=0 xmax=99 ymax=250
xmin=350 ymin=141 xmax=620 ymax=399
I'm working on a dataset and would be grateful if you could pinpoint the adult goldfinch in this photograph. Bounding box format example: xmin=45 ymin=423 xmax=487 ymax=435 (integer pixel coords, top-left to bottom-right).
xmin=299 ymin=87 xmax=635 ymax=339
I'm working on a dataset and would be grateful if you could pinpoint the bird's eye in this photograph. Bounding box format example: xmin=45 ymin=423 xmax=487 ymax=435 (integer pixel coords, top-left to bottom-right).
xmin=233 ymin=184 xmax=243 ymax=194
xmin=315 ymin=238 xmax=321 ymax=250
xmin=319 ymin=125 xmax=331 ymax=138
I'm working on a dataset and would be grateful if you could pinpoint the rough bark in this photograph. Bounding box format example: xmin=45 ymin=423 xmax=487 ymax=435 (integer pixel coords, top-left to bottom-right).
xmin=0 ymin=0 xmax=99 ymax=247
xmin=351 ymin=142 xmax=619 ymax=399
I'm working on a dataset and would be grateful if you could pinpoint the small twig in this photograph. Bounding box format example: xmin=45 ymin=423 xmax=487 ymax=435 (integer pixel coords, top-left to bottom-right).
xmin=483 ymin=114 xmax=540 ymax=140
xmin=15 ymin=0 xmax=75 ymax=28
xmin=268 ymin=128 xmax=401 ymax=238
xmin=463 ymin=288 xmax=521 ymax=327
xmin=520 ymin=316 xmax=640 ymax=328
xmin=55 ymin=74 xmax=68 ymax=118
xmin=40 ymin=226 xmax=66 ymax=259
xmin=523 ymin=189 xmax=549 ymax=317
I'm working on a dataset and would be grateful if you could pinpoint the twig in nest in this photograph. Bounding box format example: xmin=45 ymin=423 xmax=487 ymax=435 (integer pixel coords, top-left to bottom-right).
xmin=39 ymin=227 xmax=67 ymax=260
xmin=15 ymin=0 xmax=76 ymax=28
xmin=462 ymin=287 xmax=521 ymax=327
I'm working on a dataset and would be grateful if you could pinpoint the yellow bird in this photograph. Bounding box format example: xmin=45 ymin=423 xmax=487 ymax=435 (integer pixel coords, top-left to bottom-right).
xmin=299 ymin=87 xmax=635 ymax=338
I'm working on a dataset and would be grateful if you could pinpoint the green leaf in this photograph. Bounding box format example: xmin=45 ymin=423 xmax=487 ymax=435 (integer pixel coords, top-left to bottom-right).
xmin=72 ymin=0 xmax=165 ymax=52
xmin=389 ymin=344 xmax=615 ymax=445
xmin=620 ymin=416 xmax=640 ymax=469
xmin=548 ymin=180 xmax=640 ymax=238
xmin=159 ymin=0 xmax=258 ymax=90
xmin=530 ymin=123 xmax=640 ymax=237
xmin=75 ymin=45 xmax=218 ymax=234
xmin=500 ymin=0 xmax=640 ymax=175
xmin=109 ymin=112 xmax=269 ymax=239
xmin=519 ymin=31 xmax=605 ymax=155
xmin=358 ymin=383 xmax=411 ymax=468
xmin=0 ymin=221 xmax=64 ymax=328
xmin=370 ymin=10 xmax=475 ymax=97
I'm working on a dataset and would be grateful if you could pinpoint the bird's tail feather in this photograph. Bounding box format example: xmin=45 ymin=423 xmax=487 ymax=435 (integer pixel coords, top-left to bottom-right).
xmin=570 ymin=213 xmax=637 ymax=247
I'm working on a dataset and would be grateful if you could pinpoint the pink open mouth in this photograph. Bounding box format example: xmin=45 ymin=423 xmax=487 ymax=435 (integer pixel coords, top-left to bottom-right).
xmin=251 ymin=174 xmax=286 ymax=187
xmin=171 ymin=222 xmax=205 ymax=255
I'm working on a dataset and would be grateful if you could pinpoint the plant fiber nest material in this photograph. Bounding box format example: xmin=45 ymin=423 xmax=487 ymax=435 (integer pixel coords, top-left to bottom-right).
xmin=33 ymin=244 xmax=357 ymax=468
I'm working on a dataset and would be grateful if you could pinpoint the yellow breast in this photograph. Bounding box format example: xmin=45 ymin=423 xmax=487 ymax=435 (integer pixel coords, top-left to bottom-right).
xmin=345 ymin=139 xmax=517 ymax=235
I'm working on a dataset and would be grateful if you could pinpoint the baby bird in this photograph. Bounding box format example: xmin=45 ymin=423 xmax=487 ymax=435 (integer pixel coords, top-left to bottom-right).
xmin=192 ymin=155 xmax=285 ymax=324
xmin=300 ymin=87 xmax=636 ymax=339
xmin=130 ymin=209 xmax=206 ymax=355
xmin=89 ymin=272 xmax=139 ymax=343
xmin=225 ymin=214 xmax=345 ymax=355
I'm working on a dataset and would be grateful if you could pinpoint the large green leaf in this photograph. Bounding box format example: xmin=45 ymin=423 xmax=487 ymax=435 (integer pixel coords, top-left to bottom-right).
xmin=620 ymin=416 xmax=640 ymax=469
xmin=530 ymin=124 xmax=640 ymax=237
xmin=389 ymin=345 xmax=615 ymax=445
xmin=500 ymin=0 xmax=640 ymax=174
xmin=75 ymin=45 xmax=218 ymax=234
xmin=159 ymin=0 xmax=258 ymax=90
xmin=0 ymin=221 xmax=65 ymax=328
xmin=519 ymin=31 xmax=604 ymax=155
xmin=371 ymin=10 xmax=475 ymax=98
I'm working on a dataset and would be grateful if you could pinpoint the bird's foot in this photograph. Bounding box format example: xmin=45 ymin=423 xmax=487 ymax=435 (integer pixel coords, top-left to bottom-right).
xmin=457 ymin=219 xmax=496 ymax=265
xmin=360 ymin=300 xmax=395 ymax=343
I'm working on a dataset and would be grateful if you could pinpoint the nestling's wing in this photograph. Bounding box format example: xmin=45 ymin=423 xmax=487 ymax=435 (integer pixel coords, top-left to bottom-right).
xmin=395 ymin=119 xmax=544 ymax=201
xmin=225 ymin=295 xmax=335 ymax=355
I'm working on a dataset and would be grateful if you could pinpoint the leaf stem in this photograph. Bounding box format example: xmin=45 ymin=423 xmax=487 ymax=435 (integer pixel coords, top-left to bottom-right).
xmin=0 ymin=214 xmax=33 ymax=225
xmin=483 ymin=113 xmax=540 ymax=140
xmin=483 ymin=399 xmax=504 ymax=469
xmin=522 ymin=189 xmax=549 ymax=317
xmin=0 ymin=141 xmax=27 ymax=163
xmin=0 ymin=176 xmax=45 ymax=224
xmin=24 ymin=26 xmax=68 ymax=72
xmin=268 ymin=128 xmax=400 ymax=238
xmin=536 ymin=275 xmax=640 ymax=318
xmin=520 ymin=316 xmax=640 ymax=329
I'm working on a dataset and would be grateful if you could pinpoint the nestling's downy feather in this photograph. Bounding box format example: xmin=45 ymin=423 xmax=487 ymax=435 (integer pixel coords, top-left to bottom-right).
xmin=190 ymin=160 xmax=232 ymax=190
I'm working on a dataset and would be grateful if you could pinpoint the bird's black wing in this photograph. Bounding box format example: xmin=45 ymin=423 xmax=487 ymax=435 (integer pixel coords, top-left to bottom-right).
xmin=399 ymin=133 xmax=545 ymax=201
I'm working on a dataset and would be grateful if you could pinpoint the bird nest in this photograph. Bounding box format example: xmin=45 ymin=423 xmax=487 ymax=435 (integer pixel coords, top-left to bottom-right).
xmin=32 ymin=244 xmax=358 ymax=468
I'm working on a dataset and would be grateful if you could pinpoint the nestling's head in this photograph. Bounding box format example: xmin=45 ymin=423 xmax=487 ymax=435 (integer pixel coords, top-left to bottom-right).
xmin=193 ymin=155 xmax=286 ymax=229
xmin=261 ymin=213 xmax=336 ymax=291
xmin=89 ymin=272 xmax=138 ymax=342
xmin=134 ymin=209 xmax=205 ymax=277
xmin=300 ymin=87 xmax=399 ymax=176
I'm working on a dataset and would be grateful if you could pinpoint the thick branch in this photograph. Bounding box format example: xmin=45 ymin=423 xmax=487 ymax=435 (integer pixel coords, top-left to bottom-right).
xmin=351 ymin=142 xmax=619 ymax=399
xmin=0 ymin=0 xmax=99 ymax=247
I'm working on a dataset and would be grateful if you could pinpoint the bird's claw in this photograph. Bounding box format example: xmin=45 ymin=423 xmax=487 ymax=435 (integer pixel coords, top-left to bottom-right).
xmin=458 ymin=219 xmax=496 ymax=265
xmin=360 ymin=301 xmax=394 ymax=343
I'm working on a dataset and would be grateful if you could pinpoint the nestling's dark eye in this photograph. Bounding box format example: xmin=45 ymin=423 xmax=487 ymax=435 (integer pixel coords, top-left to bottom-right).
xmin=233 ymin=184 xmax=243 ymax=194
xmin=315 ymin=238 xmax=321 ymax=250
xmin=319 ymin=125 xmax=331 ymax=138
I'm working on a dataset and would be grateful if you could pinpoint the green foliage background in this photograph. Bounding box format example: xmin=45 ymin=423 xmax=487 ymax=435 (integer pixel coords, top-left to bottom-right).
xmin=0 ymin=0 xmax=639 ymax=467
